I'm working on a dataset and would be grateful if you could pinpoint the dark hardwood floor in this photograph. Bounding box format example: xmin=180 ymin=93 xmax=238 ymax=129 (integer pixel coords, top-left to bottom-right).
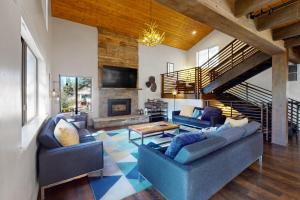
xmin=44 ymin=136 xmax=300 ymax=200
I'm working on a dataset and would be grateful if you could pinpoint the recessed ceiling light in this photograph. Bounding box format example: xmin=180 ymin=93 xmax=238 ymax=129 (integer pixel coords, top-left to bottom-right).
xmin=192 ymin=31 xmax=197 ymax=35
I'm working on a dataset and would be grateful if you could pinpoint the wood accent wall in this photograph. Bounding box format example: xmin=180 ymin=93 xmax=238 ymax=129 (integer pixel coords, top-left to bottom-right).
xmin=98 ymin=28 xmax=138 ymax=87
xmin=98 ymin=28 xmax=138 ymax=69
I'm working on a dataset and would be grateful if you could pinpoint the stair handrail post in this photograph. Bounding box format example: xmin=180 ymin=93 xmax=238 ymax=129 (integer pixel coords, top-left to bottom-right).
xmin=296 ymin=102 xmax=299 ymax=134
xmin=260 ymin=103 xmax=264 ymax=136
xmin=161 ymin=74 xmax=164 ymax=98
xmin=266 ymin=103 xmax=269 ymax=141
xmin=231 ymin=42 xmax=234 ymax=69
xmin=230 ymin=101 xmax=233 ymax=117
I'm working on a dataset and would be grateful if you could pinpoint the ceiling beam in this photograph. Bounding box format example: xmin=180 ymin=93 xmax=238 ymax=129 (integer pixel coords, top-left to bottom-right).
xmin=234 ymin=0 xmax=276 ymax=17
xmin=156 ymin=0 xmax=285 ymax=55
xmin=284 ymin=36 xmax=300 ymax=48
xmin=273 ymin=22 xmax=300 ymax=40
xmin=288 ymin=47 xmax=300 ymax=63
xmin=255 ymin=1 xmax=300 ymax=31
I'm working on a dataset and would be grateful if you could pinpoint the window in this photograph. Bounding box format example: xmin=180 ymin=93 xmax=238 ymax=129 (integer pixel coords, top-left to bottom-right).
xmin=288 ymin=64 xmax=297 ymax=81
xmin=22 ymin=39 xmax=38 ymax=125
xmin=196 ymin=46 xmax=219 ymax=67
xmin=60 ymin=76 xmax=92 ymax=113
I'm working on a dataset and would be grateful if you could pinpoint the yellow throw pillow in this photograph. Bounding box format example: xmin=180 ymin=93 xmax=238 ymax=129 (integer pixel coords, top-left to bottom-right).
xmin=180 ymin=105 xmax=195 ymax=117
xmin=54 ymin=119 xmax=80 ymax=146
xmin=225 ymin=117 xmax=248 ymax=128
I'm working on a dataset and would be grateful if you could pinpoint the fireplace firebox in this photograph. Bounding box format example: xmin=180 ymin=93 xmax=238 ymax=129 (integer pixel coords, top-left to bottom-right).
xmin=108 ymin=99 xmax=131 ymax=116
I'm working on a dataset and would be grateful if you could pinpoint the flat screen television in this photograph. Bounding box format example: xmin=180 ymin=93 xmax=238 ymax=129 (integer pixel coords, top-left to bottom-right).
xmin=102 ymin=66 xmax=137 ymax=88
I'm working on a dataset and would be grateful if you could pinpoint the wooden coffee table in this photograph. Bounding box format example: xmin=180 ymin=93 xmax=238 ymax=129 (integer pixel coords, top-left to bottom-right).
xmin=128 ymin=121 xmax=180 ymax=146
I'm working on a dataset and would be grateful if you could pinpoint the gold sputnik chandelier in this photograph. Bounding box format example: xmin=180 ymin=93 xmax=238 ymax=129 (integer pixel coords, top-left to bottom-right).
xmin=138 ymin=0 xmax=165 ymax=46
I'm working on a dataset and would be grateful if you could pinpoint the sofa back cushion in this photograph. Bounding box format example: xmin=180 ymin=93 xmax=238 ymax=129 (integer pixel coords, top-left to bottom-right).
xmin=174 ymin=136 xmax=227 ymax=164
xmin=179 ymin=105 xmax=195 ymax=117
xmin=38 ymin=118 xmax=61 ymax=149
xmin=201 ymin=106 xmax=222 ymax=121
xmin=165 ymin=132 xmax=206 ymax=159
xmin=219 ymin=127 xmax=246 ymax=145
xmin=242 ymin=121 xmax=260 ymax=137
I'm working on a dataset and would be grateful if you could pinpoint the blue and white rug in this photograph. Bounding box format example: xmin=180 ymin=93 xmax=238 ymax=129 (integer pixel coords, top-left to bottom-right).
xmin=89 ymin=125 xmax=199 ymax=200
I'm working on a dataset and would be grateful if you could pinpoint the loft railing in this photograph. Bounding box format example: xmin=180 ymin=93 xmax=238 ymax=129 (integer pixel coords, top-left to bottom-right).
xmin=223 ymin=82 xmax=300 ymax=141
xmin=203 ymin=99 xmax=267 ymax=138
xmin=161 ymin=39 xmax=260 ymax=97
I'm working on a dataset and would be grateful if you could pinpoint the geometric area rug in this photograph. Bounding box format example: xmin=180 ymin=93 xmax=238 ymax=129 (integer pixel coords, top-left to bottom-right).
xmin=88 ymin=126 xmax=199 ymax=200
xmin=88 ymin=128 xmax=151 ymax=200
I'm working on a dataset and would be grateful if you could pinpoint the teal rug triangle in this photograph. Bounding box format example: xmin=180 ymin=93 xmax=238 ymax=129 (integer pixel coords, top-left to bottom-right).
xmin=126 ymin=165 xmax=139 ymax=179
xmin=128 ymin=178 xmax=151 ymax=193
xmin=89 ymin=175 xmax=121 ymax=200
xmin=117 ymin=162 xmax=136 ymax=175
xmin=131 ymin=152 xmax=139 ymax=160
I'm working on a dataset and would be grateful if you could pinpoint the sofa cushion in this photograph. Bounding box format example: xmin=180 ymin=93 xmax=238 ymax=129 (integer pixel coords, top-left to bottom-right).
xmin=179 ymin=105 xmax=195 ymax=117
xmin=165 ymin=132 xmax=206 ymax=159
xmin=201 ymin=106 xmax=222 ymax=121
xmin=242 ymin=121 xmax=260 ymax=137
xmin=38 ymin=118 xmax=62 ymax=149
xmin=174 ymin=136 xmax=227 ymax=164
xmin=80 ymin=135 xmax=96 ymax=143
xmin=54 ymin=119 xmax=80 ymax=146
xmin=225 ymin=117 xmax=248 ymax=128
xmin=53 ymin=113 xmax=67 ymax=124
xmin=218 ymin=127 xmax=246 ymax=145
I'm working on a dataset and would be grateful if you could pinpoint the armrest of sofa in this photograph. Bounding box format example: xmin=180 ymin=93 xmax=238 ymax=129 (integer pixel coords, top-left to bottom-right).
xmin=172 ymin=110 xmax=180 ymax=117
xmin=138 ymin=145 xmax=189 ymax=200
xmin=210 ymin=115 xmax=226 ymax=127
xmin=38 ymin=141 xmax=103 ymax=186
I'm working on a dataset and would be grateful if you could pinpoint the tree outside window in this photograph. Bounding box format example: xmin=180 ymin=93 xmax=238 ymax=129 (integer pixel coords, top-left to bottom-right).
xmin=60 ymin=76 xmax=92 ymax=113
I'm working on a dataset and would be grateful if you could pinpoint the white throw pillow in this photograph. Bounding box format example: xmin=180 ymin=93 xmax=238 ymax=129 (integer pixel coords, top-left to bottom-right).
xmin=180 ymin=105 xmax=195 ymax=117
xmin=54 ymin=119 xmax=80 ymax=146
xmin=225 ymin=117 xmax=248 ymax=128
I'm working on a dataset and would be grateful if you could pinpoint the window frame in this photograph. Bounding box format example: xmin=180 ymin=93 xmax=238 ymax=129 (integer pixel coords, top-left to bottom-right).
xmin=21 ymin=38 xmax=38 ymax=126
xmin=59 ymin=75 xmax=92 ymax=114
xmin=288 ymin=64 xmax=297 ymax=82
xmin=196 ymin=46 xmax=219 ymax=67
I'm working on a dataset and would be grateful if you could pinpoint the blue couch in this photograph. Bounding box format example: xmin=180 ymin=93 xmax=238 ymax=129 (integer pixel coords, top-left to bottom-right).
xmin=37 ymin=116 xmax=103 ymax=193
xmin=172 ymin=106 xmax=226 ymax=128
xmin=138 ymin=121 xmax=263 ymax=200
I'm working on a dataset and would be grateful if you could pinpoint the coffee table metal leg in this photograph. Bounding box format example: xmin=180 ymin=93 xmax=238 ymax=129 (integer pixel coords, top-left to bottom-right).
xmin=141 ymin=134 xmax=144 ymax=145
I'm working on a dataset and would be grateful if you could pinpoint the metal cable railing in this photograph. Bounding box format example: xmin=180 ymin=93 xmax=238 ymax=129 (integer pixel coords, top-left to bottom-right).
xmin=161 ymin=39 xmax=260 ymax=97
xmin=222 ymin=82 xmax=300 ymax=141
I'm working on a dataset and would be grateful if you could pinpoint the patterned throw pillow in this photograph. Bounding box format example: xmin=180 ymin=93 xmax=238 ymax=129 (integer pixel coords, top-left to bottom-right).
xmin=192 ymin=109 xmax=202 ymax=118
xmin=225 ymin=117 xmax=248 ymax=128
xmin=179 ymin=105 xmax=195 ymax=117
xmin=54 ymin=119 xmax=80 ymax=146
xmin=165 ymin=132 xmax=207 ymax=159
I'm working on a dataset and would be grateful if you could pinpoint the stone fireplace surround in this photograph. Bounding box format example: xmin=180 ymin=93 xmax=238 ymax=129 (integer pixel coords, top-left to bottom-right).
xmin=98 ymin=88 xmax=138 ymax=118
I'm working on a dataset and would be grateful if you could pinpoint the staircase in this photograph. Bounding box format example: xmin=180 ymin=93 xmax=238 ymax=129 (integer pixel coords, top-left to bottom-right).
xmin=217 ymin=82 xmax=300 ymax=141
xmin=161 ymin=39 xmax=271 ymax=98
xmin=161 ymin=38 xmax=300 ymax=141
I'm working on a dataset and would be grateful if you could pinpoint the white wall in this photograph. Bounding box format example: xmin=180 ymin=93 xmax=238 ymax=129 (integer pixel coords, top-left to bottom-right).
xmin=247 ymin=65 xmax=300 ymax=101
xmin=186 ymin=30 xmax=234 ymax=67
xmin=51 ymin=18 xmax=99 ymax=123
xmin=0 ymin=0 xmax=51 ymax=200
xmin=138 ymin=44 xmax=187 ymax=108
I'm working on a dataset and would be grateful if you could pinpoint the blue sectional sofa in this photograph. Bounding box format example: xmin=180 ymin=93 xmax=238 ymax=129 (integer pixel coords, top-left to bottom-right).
xmin=37 ymin=116 xmax=103 ymax=195
xmin=138 ymin=121 xmax=263 ymax=200
xmin=172 ymin=106 xmax=226 ymax=128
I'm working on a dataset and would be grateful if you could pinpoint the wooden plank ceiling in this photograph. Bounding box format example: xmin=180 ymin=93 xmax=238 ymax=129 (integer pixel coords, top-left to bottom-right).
xmin=51 ymin=0 xmax=213 ymax=50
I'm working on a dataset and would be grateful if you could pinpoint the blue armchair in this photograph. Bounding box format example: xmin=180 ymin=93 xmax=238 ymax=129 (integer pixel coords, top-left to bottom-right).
xmin=37 ymin=116 xmax=103 ymax=198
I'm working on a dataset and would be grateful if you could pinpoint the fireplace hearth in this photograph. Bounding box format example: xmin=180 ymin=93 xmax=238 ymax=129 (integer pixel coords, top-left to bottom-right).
xmin=108 ymin=99 xmax=131 ymax=116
